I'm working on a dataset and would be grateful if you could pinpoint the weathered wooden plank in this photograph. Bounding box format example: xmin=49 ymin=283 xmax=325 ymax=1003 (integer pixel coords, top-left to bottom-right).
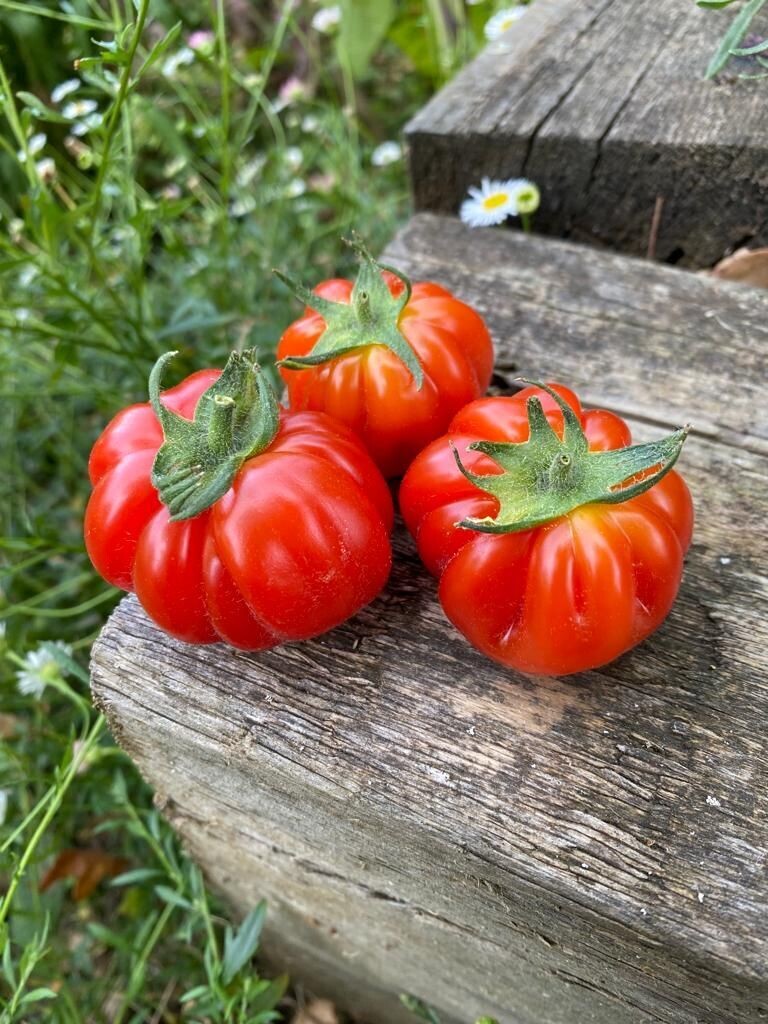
xmin=91 ymin=215 xmax=768 ymax=1024
xmin=406 ymin=0 xmax=768 ymax=265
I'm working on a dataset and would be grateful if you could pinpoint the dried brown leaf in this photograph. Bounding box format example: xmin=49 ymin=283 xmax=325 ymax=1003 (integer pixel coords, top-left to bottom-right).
xmin=711 ymin=247 xmax=768 ymax=289
xmin=0 ymin=713 xmax=18 ymax=739
xmin=40 ymin=847 xmax=129 ymax=900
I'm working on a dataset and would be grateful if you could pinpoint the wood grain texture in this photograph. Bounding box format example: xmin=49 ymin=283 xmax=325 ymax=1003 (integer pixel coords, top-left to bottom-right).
xmin=406 ymin=0 xmax=768 ymax=266
xmin=91 ymin=215 xmax=768 ymax=1024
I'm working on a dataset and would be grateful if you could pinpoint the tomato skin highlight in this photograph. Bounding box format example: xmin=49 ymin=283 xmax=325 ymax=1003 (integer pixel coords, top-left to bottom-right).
xmin=399 ymin=385 xmax=694 ymax=677
xmin=277 ymin=276 xmax=494 ymax=478
xmin=85 ymin=371 xmax=393 ymax=649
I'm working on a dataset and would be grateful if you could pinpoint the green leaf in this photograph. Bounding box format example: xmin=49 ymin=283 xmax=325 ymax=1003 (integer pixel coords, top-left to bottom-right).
xmin=154 ymin=885 xmax=192 ymax=910
xmin=222 ymin=902 xmax=267 ymax=984
xmin=15 ymin=92 xmax=71 ymax=124
xmin=705 ymin=0 xmax=768 ymax=77
xmin=389 ymin=19 xmax=439 ymax=80
xmin=136 ymin=21 xmax=182 ymax=77
xmin=246 ymin=973 xmax=289 ymax=1014
xmin=400 ymin=994 xmax=441 ymax=1024
xmin=110 ymin=867 xmax=164 ymax=886
xmin=21 ymin=987 xmax=58 ymax=1004
xmin=731 ymin=37 xmax=768 ymax=54
xmin=180 ymin=984 xmax=210 ymax=1003
xmin=2 ymin=933 xmax=15 ymax=986
xmin=93 ymin=36 xmax=120 ymax=53
xmin=119 ymin=23 xmax=135 ymax=49
xmin=697 ymin=0 xmax=740 ymax=8
xmin=157 ymin=310 xmax=239 ymax=340
xmin=87 ymin=922 xmax=133 ymax=950
xmin=337 ymin=0 xmax=395 ymax=79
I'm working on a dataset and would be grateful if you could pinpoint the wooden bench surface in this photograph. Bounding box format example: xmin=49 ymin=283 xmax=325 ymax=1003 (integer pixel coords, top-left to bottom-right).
xmin=91 ymin=215 xmax=768 ymax=1024
xmin=406 ymin=0 xmax=768 ymax=265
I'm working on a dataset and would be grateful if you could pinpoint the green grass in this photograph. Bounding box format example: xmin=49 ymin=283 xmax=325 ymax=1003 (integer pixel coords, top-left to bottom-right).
xmin=0 ymin=0 xmax=503 ymax=1019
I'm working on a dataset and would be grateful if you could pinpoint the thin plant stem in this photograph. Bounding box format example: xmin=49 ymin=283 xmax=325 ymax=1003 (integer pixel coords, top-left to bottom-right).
xmin=0 ymin=0 xmax=111 ymax=28
xmin=112 ymin=904 xmax=175 ymax=1024
xmin=426 ymin=0 xmax=453 ymax=79
xmin=89 ymin=0 xmax=151 ymax=236
xmin=215 ymin=0 xmax=232 ymax=202
xmin=0 ymin=56 xmax=25 ymax=150
xmin=0 ymin=716 xmax=106 ymax=940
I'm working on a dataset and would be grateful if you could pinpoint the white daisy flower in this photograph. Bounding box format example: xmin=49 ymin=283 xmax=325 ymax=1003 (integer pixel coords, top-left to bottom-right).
xmin=163 ymin=155 xmax=187 ymax=178
xmin=460 ymin=177 xmax=521 ymax=227
xmin=17 ymin=132 xmax=46 ymax=161
xmin=36 ymin=157 xmax=57 ymax=183
xmin=16 ymin=641 xmax=72 ymax=698
xmin=62 ymin=98 xmax=98 ymax=120
xmin=311 ymin=5 xmax=341 ymax=33
xmin=162 ymin=47 xmax=195 ymax=78
xmin=484 ymin=6 xmax=527 ymax=41
xmin=19 ymin=264 xmax=38 ymax=287
xmin=71 ymin=113 xmax=104 ymax=137
xmin=283 ymin=146 xmax=303 ymax=172
xmin=230 ymin=195 xmax=257 ymax=217
xmin=51 ymin=78 xmax=80 ymax=104
xmin=187 ymin=30 xmax=215 ymax=51
xmin=285 ymin=178 xmax=307 ymax=198
xmin=236 ymin=155 xmax=266 ymax=189
xmin=0 ymin=789 xmax=8 ymax=826
xmin=301 ymin=114 xmax=320 ymax=133
xmin=276 ymin=76 xmax=308 ymax=110
xmin=371 ymin=141 xmax=402 ymax=167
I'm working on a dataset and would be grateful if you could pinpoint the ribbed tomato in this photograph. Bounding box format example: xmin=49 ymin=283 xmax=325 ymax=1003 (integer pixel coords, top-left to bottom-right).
xmin=85 ymin=351 xmax=393 ymax=649
xmin=399 ymin=383 xmax=693 ymax=676
xmin=276 ymin=240 xmax=493 ymax=477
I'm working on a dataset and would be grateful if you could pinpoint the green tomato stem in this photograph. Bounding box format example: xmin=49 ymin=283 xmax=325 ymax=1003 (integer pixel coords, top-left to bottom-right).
xmin=149 ymin=349 xmax=280 ymax=521
xmin=455 ymin=381 xmax=689 ymax=534
xmin=275 ymin=235 xmax=423 ymax=388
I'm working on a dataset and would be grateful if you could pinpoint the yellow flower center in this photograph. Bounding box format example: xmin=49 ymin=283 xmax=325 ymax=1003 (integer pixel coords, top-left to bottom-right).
xmin=483 ymin=192 xmax=509 ymax=210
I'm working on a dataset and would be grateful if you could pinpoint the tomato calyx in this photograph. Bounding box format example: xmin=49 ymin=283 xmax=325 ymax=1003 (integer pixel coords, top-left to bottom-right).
xmin=274 ymin=235 xmax=424 ymax=388
xmin=149 ymin=349 xmax=280 ymax=521
xmin=453 ymin=382 xmax=690 ymax=534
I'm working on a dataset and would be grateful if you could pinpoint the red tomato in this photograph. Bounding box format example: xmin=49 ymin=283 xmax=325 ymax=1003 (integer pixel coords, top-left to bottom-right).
xmin=399 ymin=383 xmax=693 ymax=676
xmin=85 ymin=358 xmax=393 ymax=649
xmin=276 ymin=244 xmax=494 ymax=478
